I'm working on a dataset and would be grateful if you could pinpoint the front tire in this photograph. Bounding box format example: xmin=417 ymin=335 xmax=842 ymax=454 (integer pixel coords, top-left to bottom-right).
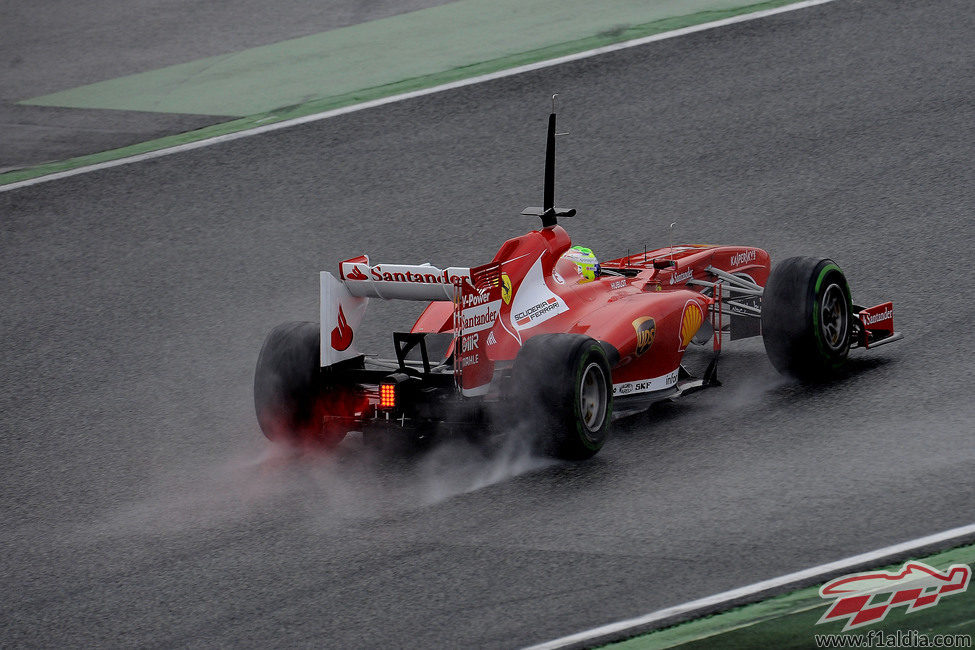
xmin=761 ymin=257 xmax=852 ymax=379
xmin=254 ymin=321 xmax=346 ymax=447
xmin=510 ymin=334 xmax=613 ymax=460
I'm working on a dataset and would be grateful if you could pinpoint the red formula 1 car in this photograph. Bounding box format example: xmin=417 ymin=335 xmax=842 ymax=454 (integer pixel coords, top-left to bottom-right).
xmin=255 ymin=106 xmax=902 ymax=459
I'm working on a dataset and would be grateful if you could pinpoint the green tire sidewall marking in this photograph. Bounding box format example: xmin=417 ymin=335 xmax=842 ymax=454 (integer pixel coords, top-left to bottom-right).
xmin=811 ymin=263 xmax=850 ymax=365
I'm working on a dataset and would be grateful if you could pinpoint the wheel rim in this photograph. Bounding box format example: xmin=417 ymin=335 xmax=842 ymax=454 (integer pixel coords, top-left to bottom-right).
xmin=579 ymin=362 xmax=608 ymax=432
xmin=820 ymin=283 xmax=849 ymax=352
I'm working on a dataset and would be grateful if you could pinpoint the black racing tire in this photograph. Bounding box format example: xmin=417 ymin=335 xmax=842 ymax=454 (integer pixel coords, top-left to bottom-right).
xmin=510 ymin=334 xmax=613 ymax=460
xmin=761 ymin=257 xmax=853 ymax=380
xmin=254 ymin=321 xmax=346 ymax=447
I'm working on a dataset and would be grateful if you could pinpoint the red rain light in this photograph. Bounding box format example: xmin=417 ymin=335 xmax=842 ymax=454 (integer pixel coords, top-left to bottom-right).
xmin=379 ymin=383 xmax=396 ymax=409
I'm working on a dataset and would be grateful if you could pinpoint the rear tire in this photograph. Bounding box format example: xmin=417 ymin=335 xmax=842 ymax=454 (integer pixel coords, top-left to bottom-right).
xmin=254 ymin=321 xmax=346 ymax=447
xmin=510 ymin=334 xmax=613 ymax=460
xmin=761 ymin=257 xmax=852 ymax=379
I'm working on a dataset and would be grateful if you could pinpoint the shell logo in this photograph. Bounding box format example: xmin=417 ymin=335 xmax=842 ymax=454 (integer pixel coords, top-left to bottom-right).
xmin=679 ymin=301 xmax=705 ymax=350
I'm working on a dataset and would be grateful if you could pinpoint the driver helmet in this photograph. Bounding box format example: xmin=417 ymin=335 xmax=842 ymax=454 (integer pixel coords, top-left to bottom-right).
xmin=559 ymin=245 xmax=600 ymax=283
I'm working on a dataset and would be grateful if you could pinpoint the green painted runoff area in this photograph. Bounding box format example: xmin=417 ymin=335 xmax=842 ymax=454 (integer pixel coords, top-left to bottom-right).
xmin=4 ymin=0 xmax=805 ymax=186
xmin=24 ymin=0 xmax=799 ymax=117
xmin=604 ymin=543 xmax=975 ymax=649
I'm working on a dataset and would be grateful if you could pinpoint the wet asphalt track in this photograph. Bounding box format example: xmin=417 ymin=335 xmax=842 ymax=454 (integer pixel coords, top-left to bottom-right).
xmin=2 ymin=0 xmax=974 ymax=646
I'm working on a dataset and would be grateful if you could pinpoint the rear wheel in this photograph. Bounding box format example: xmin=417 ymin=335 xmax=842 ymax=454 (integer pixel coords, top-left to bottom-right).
xmin=254 ymin=321 xmax=348 ymax=447
xmin=510 ymin=334 xmax=613 ymax=460
xmin=761 ymin=257 xmax=852 ymax=379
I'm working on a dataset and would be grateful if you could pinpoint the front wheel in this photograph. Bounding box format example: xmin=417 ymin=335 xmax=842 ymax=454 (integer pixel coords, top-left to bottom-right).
xmin=510 ymin=334 xmax=613 ymax=460
xmin=761 ymin=257 xmax=853 ymax=379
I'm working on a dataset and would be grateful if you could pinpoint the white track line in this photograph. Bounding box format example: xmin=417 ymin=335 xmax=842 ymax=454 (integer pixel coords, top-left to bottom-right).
xmin=524 ymin=522 xmax=975 ymax=650
xmin=1 ymin=0 xmax=840 ymax=193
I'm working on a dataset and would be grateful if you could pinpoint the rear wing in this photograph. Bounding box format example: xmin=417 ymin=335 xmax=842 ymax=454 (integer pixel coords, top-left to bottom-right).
xmin=337 ymin=255 xmax=475 ymax=301
xmin=320 ymin=256 xmax=501 ymax=368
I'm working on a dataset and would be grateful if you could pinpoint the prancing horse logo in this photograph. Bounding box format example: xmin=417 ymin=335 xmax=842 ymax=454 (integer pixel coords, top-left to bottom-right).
xmin=501 ymin=273 xmax=513 ymax=305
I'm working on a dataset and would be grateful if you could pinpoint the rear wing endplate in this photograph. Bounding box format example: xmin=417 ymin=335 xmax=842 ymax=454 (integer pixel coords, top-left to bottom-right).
xmin=452 ymin=263 xmax=503 ymax=397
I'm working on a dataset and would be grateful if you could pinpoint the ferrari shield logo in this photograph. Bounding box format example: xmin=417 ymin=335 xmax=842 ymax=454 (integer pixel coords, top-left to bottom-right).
xmin=501 ymin=273 xmax=513 ymax=305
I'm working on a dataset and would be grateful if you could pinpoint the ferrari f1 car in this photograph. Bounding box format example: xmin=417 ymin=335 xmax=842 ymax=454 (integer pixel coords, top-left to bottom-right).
xmin=255 ymin=104 xmax=901 ymax=459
